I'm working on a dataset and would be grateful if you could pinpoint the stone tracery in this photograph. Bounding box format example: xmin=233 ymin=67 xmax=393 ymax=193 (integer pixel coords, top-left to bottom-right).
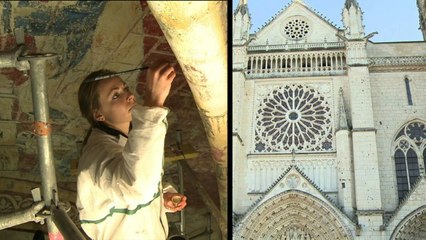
xmin=393 ymin=120 xmax=426 ymax=202
xmin=283 ymin=17 xmax=310 ymax=40
xmin=254 ymin=84 xmax=333 ymax=153
xmin=391 ymin=206 xmax=426 ymax=240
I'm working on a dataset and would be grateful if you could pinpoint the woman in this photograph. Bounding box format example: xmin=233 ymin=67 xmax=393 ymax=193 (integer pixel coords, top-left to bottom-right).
xmin=76 ymin=63 xmax=187 ymax=239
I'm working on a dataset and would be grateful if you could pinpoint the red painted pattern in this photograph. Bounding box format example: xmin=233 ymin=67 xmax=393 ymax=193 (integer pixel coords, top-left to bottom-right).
xmin=157 ymin=41 xmax=173 ymax=52
xmin=19 ymin=154 xmax=37 ymax=172
xmin=0 ymin=34 xmax=36 ymax=86
xmin=211 ymin=146 xmax=227 ymax=164
xmin=143 ymin=13 xmax=163 ymax=36
xmin=1 ymin=68 xmax=28 ymax=86
xmin=143 ymin=36 xmax=159 ymax=55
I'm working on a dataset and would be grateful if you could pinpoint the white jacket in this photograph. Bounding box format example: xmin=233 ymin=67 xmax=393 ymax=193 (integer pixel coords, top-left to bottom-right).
xmin=76 ymin=105 xmax=171 ymax=239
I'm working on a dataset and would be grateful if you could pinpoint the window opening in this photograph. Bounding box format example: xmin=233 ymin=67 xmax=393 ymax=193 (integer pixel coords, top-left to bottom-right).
xmin=394 ymin=121 xmax=426 ymax=202
xmin=404 ymin=77 xmax=413 ymax=106
xmin=254 ymin=84 xmax=333 ymax=153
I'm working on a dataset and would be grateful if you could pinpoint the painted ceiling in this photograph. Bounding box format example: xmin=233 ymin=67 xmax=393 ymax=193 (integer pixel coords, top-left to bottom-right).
xmin=0 ymin=1 xmax=219 ymax=232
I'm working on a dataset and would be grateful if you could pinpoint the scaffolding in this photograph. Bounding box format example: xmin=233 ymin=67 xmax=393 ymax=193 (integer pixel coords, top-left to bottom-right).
xmin=0 ymin=28 xmax=226 ymax=240
xmin=0 ymin=28 xmax=85 ymax=240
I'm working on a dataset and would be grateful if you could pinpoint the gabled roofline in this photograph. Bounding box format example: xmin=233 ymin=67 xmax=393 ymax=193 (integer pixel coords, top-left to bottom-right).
xmin=254 ymin=1 xmax=342 ymax=34
xmin=235 ymin=164 xmax=356 ymax=226
xmin=384 ymin=176 xmax=426 ymax=227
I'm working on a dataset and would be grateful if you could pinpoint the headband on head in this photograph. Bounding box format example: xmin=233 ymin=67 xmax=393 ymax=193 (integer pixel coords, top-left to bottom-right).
xmin=83 ymin=66 xmax=149 ymax=83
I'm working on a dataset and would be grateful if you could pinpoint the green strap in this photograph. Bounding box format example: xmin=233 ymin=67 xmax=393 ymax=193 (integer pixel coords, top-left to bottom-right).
xmin=80 ymin=189 xmax=161 ymax=224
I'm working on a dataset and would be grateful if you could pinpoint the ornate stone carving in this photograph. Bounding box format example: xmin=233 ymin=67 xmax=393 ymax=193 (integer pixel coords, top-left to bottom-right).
xmin=286 ymin=174 xmax=300 ymax=188
xmin=392 ymin=207 xmax=426 ymax=240
xmin=279 ymin=227 xmax=312 ymax=240
xmin=369 ymin=56 xmax=426 ymax=72
xmin=248 ymin=158 xmax=337 ymax=193
xmin=370 ymin=56 xmax=426 ymax=66
xmin=254 ymin=84 xmax=333 ymax=153
xmin=235 ymin=191 xmax=352 ymax=239
xmin=246 ymin=50 xmax=346 ymax=79
xmin=281 ymin=16 xmax=311 ymax=40
xmin=393 ymin=120 xmax=426 ymax=202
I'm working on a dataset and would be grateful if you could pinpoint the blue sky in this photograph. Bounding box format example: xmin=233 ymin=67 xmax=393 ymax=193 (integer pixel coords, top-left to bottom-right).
xmin=232 ymin=0 xmax=423 ymax=42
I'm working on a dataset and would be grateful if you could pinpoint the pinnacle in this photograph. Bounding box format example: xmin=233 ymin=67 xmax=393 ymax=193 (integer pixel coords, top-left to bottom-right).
xmin=344 ymin=0 xmax=360 ymax=10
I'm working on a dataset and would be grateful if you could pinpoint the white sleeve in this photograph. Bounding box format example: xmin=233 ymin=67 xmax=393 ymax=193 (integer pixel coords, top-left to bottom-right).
xmin=90 ymin=104 xmax=169 ymax=205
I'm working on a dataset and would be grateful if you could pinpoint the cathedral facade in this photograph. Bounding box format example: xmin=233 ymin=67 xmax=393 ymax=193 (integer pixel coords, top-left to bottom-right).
xmin=232 ymin=0 xmax=426 ymax=239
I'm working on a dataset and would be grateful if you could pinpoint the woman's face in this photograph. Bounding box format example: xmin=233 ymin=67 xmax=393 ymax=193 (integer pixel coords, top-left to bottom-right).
xmin=94 ymin=77 xmax=136 ymax=132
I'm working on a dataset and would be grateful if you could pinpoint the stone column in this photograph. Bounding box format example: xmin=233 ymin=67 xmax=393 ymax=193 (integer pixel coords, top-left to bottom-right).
xmin=336 ymin=89 xmax=355 ymax=218
xmin=147 ymin=1 xmax=228 ymax=221
xmin=346 ymin=40 xmax=383 ymax=237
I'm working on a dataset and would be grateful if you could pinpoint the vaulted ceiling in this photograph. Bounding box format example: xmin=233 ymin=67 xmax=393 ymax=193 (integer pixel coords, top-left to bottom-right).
xmin=0 ymin=1 xmax=225 ymax=234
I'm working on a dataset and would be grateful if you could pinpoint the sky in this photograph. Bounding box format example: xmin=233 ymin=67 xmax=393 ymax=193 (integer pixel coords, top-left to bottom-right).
xmin=232 ymin=0 xmax=424 ymax=42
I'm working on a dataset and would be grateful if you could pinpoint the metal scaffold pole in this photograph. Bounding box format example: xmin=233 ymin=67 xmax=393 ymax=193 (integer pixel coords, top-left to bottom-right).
xmin=23 ymin=54 xmax=62 ymax=239
xmin=20 ymin=54 xmax=85 ymax=240
xmin=0 ymin=28 xmax=85 ymax=239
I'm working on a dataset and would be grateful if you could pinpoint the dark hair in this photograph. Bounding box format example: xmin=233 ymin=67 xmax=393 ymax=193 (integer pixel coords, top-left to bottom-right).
xmin=78 ymin=69 xmax=117 ymax=127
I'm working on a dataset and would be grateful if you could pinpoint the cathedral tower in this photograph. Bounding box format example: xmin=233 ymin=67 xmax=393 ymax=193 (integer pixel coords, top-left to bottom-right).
xmin=342 ymin=0 xmax=384 ymax=233
xmin=232 ymin=0 xmax=251 ymax=213
xmin=233 ymin=1 xmax=426 ymax=239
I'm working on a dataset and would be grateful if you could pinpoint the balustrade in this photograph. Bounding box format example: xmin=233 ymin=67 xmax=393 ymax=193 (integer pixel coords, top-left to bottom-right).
xmin=246 ymin=51 xmax=346 ymax=77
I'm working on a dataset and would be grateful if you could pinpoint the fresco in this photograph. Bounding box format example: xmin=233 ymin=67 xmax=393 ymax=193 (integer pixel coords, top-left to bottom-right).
xmin=0 ymin=1 xmax=218 ymax=235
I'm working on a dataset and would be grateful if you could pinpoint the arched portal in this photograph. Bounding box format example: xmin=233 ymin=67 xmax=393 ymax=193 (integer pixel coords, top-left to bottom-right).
xmin=391 ymin=206 xmax=426 ymax=240
xmin=236 ymin=190 xmax=352 ymax=240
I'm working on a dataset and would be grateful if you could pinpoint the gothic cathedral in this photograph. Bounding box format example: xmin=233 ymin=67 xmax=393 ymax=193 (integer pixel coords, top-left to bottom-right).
xmin=232 ymin=0 xmax=426 ymax=239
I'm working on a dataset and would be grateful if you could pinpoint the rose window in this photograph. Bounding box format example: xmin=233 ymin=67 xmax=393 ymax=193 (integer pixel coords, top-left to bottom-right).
xmin=395 ymin=121 xmax=426 ymax=146
xmin=254 ymin=85 xmax=333 ymax=153
xmin=406 ymin=122 xmax=426 ymax=143
xmin=283 ymin=18 xmax=310 ymax=40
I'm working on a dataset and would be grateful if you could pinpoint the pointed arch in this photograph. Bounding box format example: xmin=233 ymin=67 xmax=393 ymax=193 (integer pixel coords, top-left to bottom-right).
xmin=390 ymin=206 xmax=426 ymax=240
xmin=392 ymin=120 xmax=426 ymax=202
xmin=235 ymin=190 xmax=353 ymax=239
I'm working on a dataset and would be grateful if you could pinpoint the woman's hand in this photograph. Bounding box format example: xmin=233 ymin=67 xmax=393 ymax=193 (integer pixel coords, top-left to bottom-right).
xmin=143 ymin=63 xmax=176 ymax=107
xmin=163 ymin=192 xmax=187 ymax=212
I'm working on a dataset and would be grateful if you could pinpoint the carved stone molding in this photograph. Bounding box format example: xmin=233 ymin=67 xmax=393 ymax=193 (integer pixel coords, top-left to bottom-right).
xmin=370 ymin=56 xmax=426 ymax=66
xmin=253 ymin=83 xmax=334 ymax=153
xmin=356 ymin=209 xmax=384 ymax=216
xmin=391 ymin=206 xmax=426 ymax=240
xmin=369 ymin=56 xmax=426 ymax=72
xmin=234 ymin=190 xmax=353 ymax=239
xmin=248 ymin=158 xmax=337 ymax=194
xmin=285 ymin=174 xmax=301 ymax=188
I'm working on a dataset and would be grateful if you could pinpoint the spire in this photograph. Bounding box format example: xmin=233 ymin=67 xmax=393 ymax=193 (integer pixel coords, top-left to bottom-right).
xmin=233 ymin=0 xmax=251 ymax=42
xmin=239 ymin=0 xmax=247 ymax=6
xmin=342 ymin=0 xmax=364 ymax=39
xmin=338 ymin=88 xmax=349 ymax=131
xmin=236 ymin=0 xmax=248 ymax=16
xmin=344 ymin=0 xmax=359 ymax=10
